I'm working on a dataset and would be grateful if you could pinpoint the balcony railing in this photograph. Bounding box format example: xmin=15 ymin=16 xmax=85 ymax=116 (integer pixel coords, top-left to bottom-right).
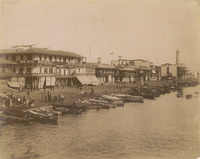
xmin=18 ymin=60 xmax=54 ymax=65
xmin=96 ymin=72 xmax=119 ymax=76
xmin=121 ymin=72 xmax=137 ymax=77
xmin=18 ymin=60 xmax=38 ymax=64
xmin=17 ymin=72 xmax=56 ymax=76
xmin=18 ymin=72 xmax=32 ymax=75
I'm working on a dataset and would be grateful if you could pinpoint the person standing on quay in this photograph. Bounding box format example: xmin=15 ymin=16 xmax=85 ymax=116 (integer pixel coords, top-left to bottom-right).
xmin=27 ymin=90 xmax=30 ymax=97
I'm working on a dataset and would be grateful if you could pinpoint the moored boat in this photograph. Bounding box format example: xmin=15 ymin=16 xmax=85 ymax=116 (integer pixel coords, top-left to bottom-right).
xmin=101 ymin=95 xmax=124 ymax=106
xmin=28 ymin=109 xmax=58 ymax=125
xmin=111 ymin=93 xmax=144 ymax=103
xmin=0 ymin=110 xmax=34 ymax=124
xmin=88 ymin=99 xmax=117 ymax=108
xmin=1 ymin=106 xmax=58 ymax=125
xmin=177 ymin=92 xmax=183 ymax=97
xmin=141 ymin=93 xmax=155 ymax=100
xmin=53 ymin=106 xmax=83 ymax=114
xmin=186 ymin=94 xmax=192 ymax=99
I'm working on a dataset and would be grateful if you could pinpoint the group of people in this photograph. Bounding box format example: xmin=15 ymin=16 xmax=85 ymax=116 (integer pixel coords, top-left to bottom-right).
xmin=4 ymin=93 xmax=35 ymax=107
xmin=42 ymin=91 xmax=65 ymax=103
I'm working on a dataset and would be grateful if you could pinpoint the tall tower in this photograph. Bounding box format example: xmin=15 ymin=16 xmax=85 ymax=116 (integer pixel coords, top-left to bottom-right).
xmin=176 ymin=49 xmax=180 ymax=65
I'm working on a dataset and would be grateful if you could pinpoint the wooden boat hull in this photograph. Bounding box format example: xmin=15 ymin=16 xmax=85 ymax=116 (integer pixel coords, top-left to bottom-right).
xmin=0 ymin=113 xmax=34 ymax=124
xmin=2 ymin=107 xmax=58 ymax=125
xmin=124 ymin=99 xmax=144 ymax=103
xmin=54 ymin=107 xmax=82 ymax=115
xmin=142 ymin=95 xmax=155 ymax=100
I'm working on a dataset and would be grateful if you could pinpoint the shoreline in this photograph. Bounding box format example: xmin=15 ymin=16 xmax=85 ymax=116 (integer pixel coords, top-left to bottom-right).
xmin=3 ymin=79 xmax=198 ymax=107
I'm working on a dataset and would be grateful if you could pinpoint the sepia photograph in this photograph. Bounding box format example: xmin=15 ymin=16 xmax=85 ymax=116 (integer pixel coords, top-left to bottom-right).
xmin=0 ymin=0 xmax=200 ymax=159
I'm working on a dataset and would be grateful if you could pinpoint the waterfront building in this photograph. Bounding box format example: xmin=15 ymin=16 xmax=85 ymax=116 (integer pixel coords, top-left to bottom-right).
xmin=150 ymin=64 xmax=161 ymax=81
xmin=117 ymin=66 xmax=138 ymax=83
xmin=193 ymin=70 xmax=200 ymax=82
xmin=177 ymin=63 xmax=190 ymax=80
xmin=161 ymin=63 xmax=191 ymax=80
xmin=73 ymin=62 xmax=100 ymax=86
xmin=161 ymin=50 xmax=191 ymax=80
xmin=161 ymin=63 xmax=177 ymax=79
xmin=111 ymin=56 xmax=152 ymax=82
xmin=0 ymin=45 xmax=86 ymax=89
xmin=85 ymin=58 xmax=119 ymax=84
xmin=0 ymin=58 xmax=18 ymax=80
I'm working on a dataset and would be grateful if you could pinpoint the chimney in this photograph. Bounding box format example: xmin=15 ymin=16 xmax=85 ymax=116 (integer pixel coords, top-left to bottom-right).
xmin=82 ymin=57 xmax=86 ymax=63
xmin=118 ymin=56 xmax=122 ymax=65
xmin=97 ymin=57 xmax=102 ymax=64
xmin=176 ymin=49 xmax=180 ymax=65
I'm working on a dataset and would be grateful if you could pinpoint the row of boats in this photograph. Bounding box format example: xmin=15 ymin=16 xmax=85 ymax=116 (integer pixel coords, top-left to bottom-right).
xmin=0 ymin=93 xmax=144 ymax=125
xmin=0 ymin=106 xmax=59 ymax=125
xmin=131 ymin=80 xmax=199 ymax=100
xmin=0 ymin=80 xmax=198 ymax=125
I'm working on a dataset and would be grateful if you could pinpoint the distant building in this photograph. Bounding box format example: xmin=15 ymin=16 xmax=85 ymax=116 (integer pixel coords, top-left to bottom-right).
xmin=111 ymin=56 xmax=152 ymax=68
xmin=193 ymin=70 xmax=200 ymax=81
xmin=160 ymin=50 xmax=192 ymax=80
xmin=176 ymin=49 xmax=180 ymax=65
xmin=150 ymin=64 xmax=161 ymax=81
xmin=177 ymin=63 xmax=190 ymax=80
xmin=111 ymin=56 xmax=152 ymax=82
xmin=161 ymin=63 xmax=177 ymax=79
xmin=197 ymin=72 xmax=200 ymax=82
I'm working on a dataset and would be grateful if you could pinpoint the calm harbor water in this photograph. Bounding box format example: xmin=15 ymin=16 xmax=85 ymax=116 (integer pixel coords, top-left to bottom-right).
xmin=0 ymin=85 xmax=200 ymax=159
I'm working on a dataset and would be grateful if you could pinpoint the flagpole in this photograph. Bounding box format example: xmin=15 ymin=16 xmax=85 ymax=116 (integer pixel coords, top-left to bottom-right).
xmin=89 ymin=45 xmax=91 ymax=62
xmin=109 ymin=52 xmax=114 ymax=64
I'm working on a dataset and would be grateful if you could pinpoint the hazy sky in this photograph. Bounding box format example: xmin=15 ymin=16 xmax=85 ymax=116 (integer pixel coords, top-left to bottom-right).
xmin=0 ymin=0 xmax=200 ymax=70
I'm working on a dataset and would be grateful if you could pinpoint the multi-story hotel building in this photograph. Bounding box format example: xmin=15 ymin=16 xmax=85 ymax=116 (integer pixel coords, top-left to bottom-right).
xmin=0 ymin=45 xmax=85 ymax=89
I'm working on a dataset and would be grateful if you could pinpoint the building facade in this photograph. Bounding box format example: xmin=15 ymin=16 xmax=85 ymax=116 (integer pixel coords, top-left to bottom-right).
xmin=0 ymin=58 xmax=18 ymax=79
xmin=0 ymin=45 xmax=85 ymax=89
xmin=117 ymin=66 xmax=138 ymax=83
xmin=85 ymin=58 xmax=119 ymax=84
xmin=161 ymin=63 xmax=177 ymax=79
xmin=111 ymin=56 xmax=152 ymax=82
xmin=150 ymin=64 xmax=161 ymax=81
xmin=177 ymin=63 xmax=190 ymax=80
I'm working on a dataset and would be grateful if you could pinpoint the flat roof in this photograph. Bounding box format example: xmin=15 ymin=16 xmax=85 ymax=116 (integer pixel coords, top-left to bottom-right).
xmin=84 ymin=63 xmax=117 ymax=69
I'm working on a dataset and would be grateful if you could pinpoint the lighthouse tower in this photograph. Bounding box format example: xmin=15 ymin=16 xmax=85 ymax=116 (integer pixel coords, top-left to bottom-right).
xmin=176 ymin=49 xmax=180 ymax=65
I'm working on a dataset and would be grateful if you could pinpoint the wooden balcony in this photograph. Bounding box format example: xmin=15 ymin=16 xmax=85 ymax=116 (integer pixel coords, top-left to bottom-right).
xmin=17 ymin=72 xmax=55 ymax=77
xmin=17 ymin=60 xmax=54 ymax=66
xmin=96 ymin=72 xmax=119 ymax=76
xmin=120 ymin=72 xmax=137 ymax=77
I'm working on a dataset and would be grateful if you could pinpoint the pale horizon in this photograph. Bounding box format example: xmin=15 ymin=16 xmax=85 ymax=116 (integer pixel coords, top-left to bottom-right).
xmin=1 ymin=0 xmax=200 ymax=71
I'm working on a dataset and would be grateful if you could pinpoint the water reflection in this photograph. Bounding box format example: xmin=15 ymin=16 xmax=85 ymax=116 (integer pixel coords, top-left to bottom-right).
xmin=0 ymin=86 xmax=200 ymax=159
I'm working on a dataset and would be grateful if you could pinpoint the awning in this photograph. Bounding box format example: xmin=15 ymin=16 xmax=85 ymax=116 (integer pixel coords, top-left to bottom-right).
xmin=7 ymin=81 xmax=20 ymax=88
xmin=87 ymin=75 xmax=99 ymax=85
xmin=76 ymin=76 xmax=92 ymax=85
xmin=0 ymin=84 xmax=17 ymax=93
